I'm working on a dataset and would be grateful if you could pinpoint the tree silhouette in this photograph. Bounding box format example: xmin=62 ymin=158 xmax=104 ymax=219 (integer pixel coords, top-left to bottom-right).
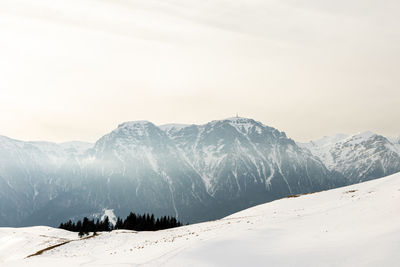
xmin=59 ymin=212 xmax=183 ymax=235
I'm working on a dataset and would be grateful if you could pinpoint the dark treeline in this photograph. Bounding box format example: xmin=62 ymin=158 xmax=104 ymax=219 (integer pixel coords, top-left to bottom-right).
xmin=59 ymin=212 xmax=183 ymax=237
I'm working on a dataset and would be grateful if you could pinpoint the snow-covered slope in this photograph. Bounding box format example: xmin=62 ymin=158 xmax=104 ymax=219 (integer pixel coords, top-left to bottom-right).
xmin=298 ymin=133 xmax=349 ymax=169
xmin=2 ymin=172 xmax=400 ymax=267
xmin=0 ymin=226 xmax=76 ymax=264
xmin=388 ymin=135 xmax=400 ymax=151
xmin=300 ymin=132 xmax=400 ymax=183
xmin=158 ymin=124 xmax=190 ymax=136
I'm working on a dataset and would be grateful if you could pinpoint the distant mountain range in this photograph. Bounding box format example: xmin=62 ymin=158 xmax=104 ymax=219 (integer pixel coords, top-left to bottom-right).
xmin=299 ymin=131 xmax=400 ymax=183
xmin=0 ymin=117 xmax=399 ymax=227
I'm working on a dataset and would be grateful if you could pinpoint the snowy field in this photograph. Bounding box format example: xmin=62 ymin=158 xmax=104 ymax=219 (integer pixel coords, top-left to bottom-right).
xmin=1 ymin=172 xmax=400 ymax=266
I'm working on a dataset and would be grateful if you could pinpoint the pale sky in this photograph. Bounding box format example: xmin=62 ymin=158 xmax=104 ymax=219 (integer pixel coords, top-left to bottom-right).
xmin=0 ymin=0 xmax=399 ymax=143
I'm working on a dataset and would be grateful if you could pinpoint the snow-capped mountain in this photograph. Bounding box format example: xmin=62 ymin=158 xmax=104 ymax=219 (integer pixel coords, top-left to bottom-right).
xmin=0 ymin=136 xmax=93 ymax=225
xmin=300 ymin=131 xmax=400 ymax=183
xmin=0 ymin=118 xmax=346 ymax=227
xmin=3 ymin=118 xmax=398 ymax=227
xmin=82 ymin=121 xmax=212 ymax=223
xmin=166 ymin=117 xmax=343 ymax=215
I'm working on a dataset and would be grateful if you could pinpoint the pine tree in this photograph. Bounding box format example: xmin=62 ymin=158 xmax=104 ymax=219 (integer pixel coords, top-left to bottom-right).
xmin=115 ymin=217 xmax=123 ymax=230
xmin=102 ymin=216 xmax=110 ymax=231
xmin=82 ymin=217 xmax=89 ymax=235
xmin=58 ymin=212 xmax=184 ymax=233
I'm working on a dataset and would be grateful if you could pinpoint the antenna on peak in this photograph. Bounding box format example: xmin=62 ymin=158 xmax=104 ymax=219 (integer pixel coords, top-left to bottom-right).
xmin=236 ymin=112 xmax=239 ymax=118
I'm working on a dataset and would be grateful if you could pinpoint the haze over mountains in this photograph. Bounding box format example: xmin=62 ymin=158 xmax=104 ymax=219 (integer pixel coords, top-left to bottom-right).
xmin=0 ymin=117 xmax=399 ymax=227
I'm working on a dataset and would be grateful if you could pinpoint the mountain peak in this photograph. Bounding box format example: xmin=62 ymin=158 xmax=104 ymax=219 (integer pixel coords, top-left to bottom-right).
xmin=352 ymin=131 xmax=376 ymax=139
xmin=117 ymin=120 xmax=153 ymax=128
xmin=343 ymin=131 xmax=377 ymax=145
xmin=224 ymin=116 xmax=254 ymax=123
xmin=100 ymin=120 xmax=161 ymax=141
xmin=204 ymin=117 xmax=263 ymax=135
xmin=208 ymin=117 xmax=261 ymax=127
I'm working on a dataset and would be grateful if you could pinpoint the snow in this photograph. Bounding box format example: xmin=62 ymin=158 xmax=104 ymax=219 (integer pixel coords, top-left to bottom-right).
xmin=0 ymin=227 xmax=76 ymax=264
xmin=307 ymin=133 xmax=349 ymax=147
xmin=159 ymin=124 xmax=190 ymax=132
xmin=2 ymin=172 xmax=400 ymax=266
xmin=388 ymin=136 xmax=400 ymax=144
xmin=118 ymin=121 xmax=152 ymax=128
xmin=387 ymin=136 xmax=400 ymax=153
xmin=299 ymin=131 xmax=379 ymax=171
xmin=345 ymin=131 xmax=376 ymax=145
xmin=299 ymin=131 xmax=400 ymax=182
xmin=0 ymin=135 xmax=92 ymax=163
xmin=101 ymin=209 xmax=117 ymax=227
xmin=59 ymin=141 xmax=93 ymax=155
xmin=219 ymin=117 xmax=263 ymax=135
xmin=114 ymin=121 xmax=155 ymax=138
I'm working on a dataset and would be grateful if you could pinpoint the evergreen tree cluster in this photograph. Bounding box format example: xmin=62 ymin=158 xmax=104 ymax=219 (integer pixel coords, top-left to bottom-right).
xmin=59 ymin=216 xmax=111 ymax=237
xmin=114 ymin=212 xmax=182 ymax=231
xmin=59 ymin=212 xmax=183 ymax=237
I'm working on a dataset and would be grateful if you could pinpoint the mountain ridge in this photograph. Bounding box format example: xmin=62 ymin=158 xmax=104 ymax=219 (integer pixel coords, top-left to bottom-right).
xmin=300 ymin=131 xmax=400 ymax=183
xmin=0 ymin=118 xmax=398 ymax=226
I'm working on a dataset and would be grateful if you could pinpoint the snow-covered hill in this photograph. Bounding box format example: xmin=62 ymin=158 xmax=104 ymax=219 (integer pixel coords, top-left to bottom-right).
xmin=300 ymin=132 xmax=400 ymax=183
xmin=1 ymin=172 xmax=400 ymax=267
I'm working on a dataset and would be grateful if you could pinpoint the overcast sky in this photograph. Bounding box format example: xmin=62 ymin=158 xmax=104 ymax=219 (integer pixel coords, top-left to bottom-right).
xmin=0 ymin=0 xmax=399 ymax=143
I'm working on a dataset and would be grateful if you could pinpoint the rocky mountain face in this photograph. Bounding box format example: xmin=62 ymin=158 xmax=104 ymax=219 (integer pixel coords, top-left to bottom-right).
xmin=299 ymin=132 xmax=400 ymax=184
xmin=0 ymin=136 xmax=91 ymax=226
xmin=81 ymin=121 xmax=213 ymax=223
xmin=166 ymin=118 xmax=343 ymax=215
xmin=1 ymin=118 xmax=396 ymax=227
